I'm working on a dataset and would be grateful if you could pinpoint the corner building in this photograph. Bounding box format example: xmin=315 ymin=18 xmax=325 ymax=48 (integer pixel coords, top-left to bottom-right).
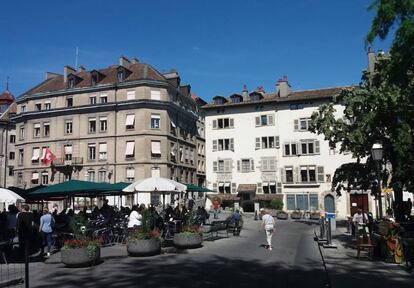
xmin=13 ymin=56 xmax=205 ymax=207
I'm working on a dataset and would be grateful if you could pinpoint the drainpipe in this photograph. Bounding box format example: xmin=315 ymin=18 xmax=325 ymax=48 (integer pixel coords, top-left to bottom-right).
xmin=4 ymin=124 xmax=8 ymax=187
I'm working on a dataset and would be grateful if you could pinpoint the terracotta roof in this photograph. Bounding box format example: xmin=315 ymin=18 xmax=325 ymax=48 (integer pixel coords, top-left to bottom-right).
xmin=237 ymin=184 xmax=257 ymax=193
xmin=0 ymin=89 xmax=14 ymax=102
xmin=23 ymin=63 xmax=167 ymax=96
xmin=203 ymin=87 xmax=348 ymax=109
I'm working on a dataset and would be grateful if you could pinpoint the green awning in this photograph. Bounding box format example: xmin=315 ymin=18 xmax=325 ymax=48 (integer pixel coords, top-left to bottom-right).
xmin=184 ymin=183 xmax=213 ymax=192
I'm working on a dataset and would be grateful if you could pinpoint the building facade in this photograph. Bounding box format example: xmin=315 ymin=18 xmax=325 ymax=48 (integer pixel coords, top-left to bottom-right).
xmin=203 ymin=80 xmax=375 ymax=219
xmin=12 ymin=57 xmax=205 ymax=207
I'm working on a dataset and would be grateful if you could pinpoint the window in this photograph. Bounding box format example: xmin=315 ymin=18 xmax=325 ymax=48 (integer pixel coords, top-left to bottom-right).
xmin=287 ymin=194 xmax=318 ymax=211
xmin=90 ymin=96 xmax=97 ymax=105
xmin=238 ymin=159 xmax=254 ymax=173
xmin=100 ymin=93 xmax=108 ymax=104
xmin=66 ymin=98 xmax=73 ymax=107
xmin=260 ymin=157 xmax=276 ymax=171
xmin=151 ymin=141 xmax=161 ymax=158
xmin=170 ymin=121 xmax=176 ymax=135
xmin=126 ymin=168 xmax=135 ymax=182
xmin=256 ymin=136 xmax=280 ymax=149
xmin=9 ymin=152 xmax=15 ymax=160
xmin=151 ymin=115 xmax=160 ymax=129
xmin=299 ymin=139 xmax=320 ymax=155
xmin=285 ymin=167 xmax=294 ymax=183
xmin=213 ymin=159 xmax=232 ymax=173
xmin=41 ymin=172 xmax=48 ymax=185
xmin=117 ymin=71 xmax=124 ymax=82
xmin=17 ymin=172 xmax=23 ymax=184
xmin=125 ymin=114 xmax=135 ymax=130
xmin=44 ymin=102 xmax=51 ymax=110
xmin=125 ymin=141 xmax=135 ymax=158
xmin=126 ymin=90 xmax=135 ymax=100
xmin=88 ymin=144 xmax=96 ymax=160
xmin=9 ymin=135 xmax=15 ymax=143
xmin=212 ymin=138 xmax=234 ymax=151
xmin=19 ymin=126 xmax=25 ymax=140
xmin=64 ymin=145 xmax=72 ymax=160
xmin=151 ymin=90 xmax=161 ymax=100
xmin=309 ymin=194 xmax=319 ymax=210
xmin=21 ymin=105 xmax=26 ymax=113
xmin=31 ymin=172 xmax=39 ymax=184
xmin=31 ymin=147 xmax=40 ymax=163
xmin=43 ymin=123 xmax=50 ymax=137
xmin=91 ymin=74 xmax=98 ymax=86
xmin=87 ymin=170 xmax=95 ymax=182
xmin=99 ymin=143 xmax=107 ymax=160
xmin=33 ymin=123 xmax=41 ymax=138
xmin=294 ymin=117 xmax=311 ymax=131
xmin=35 ymin=103 xmax=42 ymax=111
xmin=283 ymin=142 xmax=298 ymax=156
xmin=212 ymin=118 xmax=234 ymax=129
xmin=98 ymin=170 xmax=106 ymax=182
xmin=65 ymin=121 xmax=73 ymax=134
xmin=151 ymin=167 xmax=160 ymax=178
xmin=8 ymin=167 xmax=13 ymax=177
xmin=18 ymin=149 xmax=24 ymax=166
xmin=68 ymin=78 xmax=75 ymax=88
xmin=100 ymin=116 xmax=107 ymax=132
xmin=89 ymin=118 xmax=96 ymax=133
xmin=300 ymin=166 xmax=316 ymax=183
xmin=255 ymin=114 xmax=274 ymax=127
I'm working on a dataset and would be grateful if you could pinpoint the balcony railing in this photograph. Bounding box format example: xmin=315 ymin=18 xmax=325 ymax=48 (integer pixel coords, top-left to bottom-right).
xmin=53 ymin=157 xmax=84 ymax=166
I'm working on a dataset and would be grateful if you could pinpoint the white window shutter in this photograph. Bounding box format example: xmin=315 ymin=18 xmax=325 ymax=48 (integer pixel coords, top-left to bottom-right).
xmin=276 ymin=182 xmax=282 ymax=194
xmin=229 ymin=118 xmax=234 ymax=128
xmin=225 ymin=159 xmax=231 ymax=172
xmin=269 ymin=158 xmax=276 ymax=171
xmin=294 ymin=119 xmax=299 ymax=131
xmin=237 ymin=160 xmax=241 ymax=172
xmin=255 ymin=116 xmax=260 ymax=126
xmin=317 ymin=166 xmax=325 ymax=182
xmin=231 ymin=182 xmax=237 ymax=193
xmin=250 ymin=159 xmax=254 ymax=171
xmin=212 ymin=120 xmax=217 ymax=129
xmin=261 ymin=159 xmax=268 ymax=171
xmin=213 ymin=140 xmax=218 ymax=151
xmin=255 ymin=137 xmax=261 ymax=150
xmin=230 ymin=138 xmax=234 ymax=151
xmin=268 ymin=115 xmax=274 ymax=125
xmin=213 ymin=183 xmax=218 ymax=191
xmin=213 ymin=161 xmax=218 ymax=172
xmin=275 ymin=136 xmax=280 ymax=149
xmin=315 ymin=140 xmax=320 ymax=154
xmin=295 ymin=166 xmax=300 ymax=183
xmin=257 ymin=182 xmax=262 ymax=193
xmin=281 ymin=168 xmax=286 ymax=183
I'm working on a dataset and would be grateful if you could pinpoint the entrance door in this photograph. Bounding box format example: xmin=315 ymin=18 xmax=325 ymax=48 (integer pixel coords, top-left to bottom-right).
xmin=349 ymin=194 xmax=368 ymax=216
xmin=324 ymin=195 xmax=335 ymax=213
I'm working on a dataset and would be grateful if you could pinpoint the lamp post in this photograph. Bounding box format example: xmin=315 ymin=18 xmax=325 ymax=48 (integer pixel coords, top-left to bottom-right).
xmin=371 ymin=143 xmax=383 ymax=219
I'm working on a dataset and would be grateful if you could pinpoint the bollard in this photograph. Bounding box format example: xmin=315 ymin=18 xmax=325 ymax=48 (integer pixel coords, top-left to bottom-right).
xmin=319 ymin=218 xmax=326 ymax=239
xmin=254 ymin=210 xmax=259 ymax=221
xmin=327 ymin=218 xmax=332 ymax=246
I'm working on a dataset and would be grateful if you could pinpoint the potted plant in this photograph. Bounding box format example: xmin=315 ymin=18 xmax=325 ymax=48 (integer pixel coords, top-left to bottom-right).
xmin=173 ymin=211 xmax=203 ymax=249
xmin=61 ymin=238 xmax=101 ymax=267
xmin=276 ymin=211 xmax=288 ymax=220
xmin=310 ymin=210 xmax=320 ymax=220
xmin=126 ymin=210 xmax=162 ymax=256
xmin=290 ymin=209 xmax=302 ymax=220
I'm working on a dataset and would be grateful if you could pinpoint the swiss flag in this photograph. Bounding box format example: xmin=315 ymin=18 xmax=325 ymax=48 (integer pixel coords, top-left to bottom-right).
xmin=41 ymin=148 xmax=56 ymax=166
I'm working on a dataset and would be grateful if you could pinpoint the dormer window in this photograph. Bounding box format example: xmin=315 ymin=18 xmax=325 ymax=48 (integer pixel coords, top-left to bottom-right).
xmin=117 ymin=70 xmax=124 ymax=82
xmin=230 ymin=94 xmax=243 ymax=104
xmin=90 ymin=70 xmax=104 ymax=86
xmin=213 ymin=96 xmax=227 ymax=105
xmin=67 ymin=74 xmax=82 ymax=89
xmin=249 ymin=92 xmax=263 ymax=102
xmin=68 ymin=78 xmax=75 ymax=88
xmin=91 ymin=74 xmax=98 ymax=86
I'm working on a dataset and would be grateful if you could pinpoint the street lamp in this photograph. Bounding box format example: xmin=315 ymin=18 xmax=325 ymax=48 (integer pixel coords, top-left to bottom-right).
xmin=371 ymin=142 xmax=383 ymax=218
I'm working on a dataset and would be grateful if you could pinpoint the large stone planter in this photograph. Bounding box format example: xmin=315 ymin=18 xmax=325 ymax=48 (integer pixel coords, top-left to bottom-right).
xmin=61 ymin=246 xmax=100 ymax=267
xmin=276 ymin=212 xmax=288 ymax=220
xmin=173 ymin=233 xmax=203 ymax=249
xmin=127 ymin=238 xmax=161 ymax=256
xmin=290 ymin=212 xmax=302 ymax=220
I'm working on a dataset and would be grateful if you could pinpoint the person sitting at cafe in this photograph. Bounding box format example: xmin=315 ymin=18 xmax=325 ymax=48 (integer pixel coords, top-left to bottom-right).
xmin=352 ymin=208 xmax=370 ymax=242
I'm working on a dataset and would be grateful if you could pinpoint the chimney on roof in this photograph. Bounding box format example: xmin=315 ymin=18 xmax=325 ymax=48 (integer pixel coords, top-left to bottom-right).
xmin=119 ymin=56 xmax=131 ymax=68
xmin=131 ymin=58 xmax=139 ymax=64
xmin=276 ymin=76 xmax=292 ymax=98
xmin=45 ymin=72 xmax=61 ymax=80
xmin=78 ymin=65 xmax=86 ymax=72
xmin=64 ymin=65 xmax=76 ymax=83
xmin=367 ymin=47 xmax=376 ymax=74
xmin=242 ymin=84 xmax=249 ymax=101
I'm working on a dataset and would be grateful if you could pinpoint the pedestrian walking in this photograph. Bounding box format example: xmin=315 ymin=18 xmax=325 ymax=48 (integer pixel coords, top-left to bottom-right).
xmin=16 ymin=204 xmax=34 ymax=258
xmin=39 ymin=207 xmax=54 ymax=257
xmin=260 ymin=208 xmax=275 ymax=251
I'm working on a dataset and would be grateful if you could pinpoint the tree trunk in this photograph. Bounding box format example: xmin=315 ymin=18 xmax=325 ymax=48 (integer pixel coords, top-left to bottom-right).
xmin=393 ymin=184 xmax=405 ymax=222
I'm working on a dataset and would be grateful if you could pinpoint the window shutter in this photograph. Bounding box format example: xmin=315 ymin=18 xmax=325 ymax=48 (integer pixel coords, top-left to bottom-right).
xmin=231 ymin=182 xmax=237 ymax=193
xmin=315 ymin=140 xmax=320 ymax=154
xmin=261 ymin=158 xmax=268 ymax=171
xmin=212 ymin=120 xmax=217 ymax=129
xmin=269 ymin=158 xmax=276 ymax=171
xmin=294 ymin=166 xmax=300 ymax=183
xmin=255 ymin=137 xmax=261 ymax=150
xmin=213 ymin=161 xmax=218 ymax=172
xmin=250 ymin=159 xmax=254 ymax=171
xmin=257 ymin=182 xmax=262 ymax=193
xmin=275 ymin=136 xmax=280 ymax=149
xmin=268 ymin=115 xmax=274 ymax=125
xmin=317 ymin=166 xmax=324 ymax=182
xmin=229 ymin=118 xmax=234 ymax=128
xmin=281 ymin=168 xmax=286 ymax=183
xmin=297 ymin=141 xmax=302 ymax=155
xmin=237 ymin=160 xmax=241 ymax=172
xmin=212 ymin=140 xmax=218 ymax=151
xmin=230 ymin=138 xmax=234 ymax=151
xmin=225 ymin=159 xmax=231 ymax=172
xmin=276 ymin=182 xmax=282 ymax=194
xmin=255 ymin=116 xmax=260 ymax=126
xmin=294 ymin=119 xmax=299 ymax=131
xmin=213 ymin=183 xmax=218 ymax=192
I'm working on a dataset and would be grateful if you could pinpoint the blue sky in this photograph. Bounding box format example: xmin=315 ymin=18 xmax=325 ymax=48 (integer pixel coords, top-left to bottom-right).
xmin=0 ymin=0 xmax=392 ymax=101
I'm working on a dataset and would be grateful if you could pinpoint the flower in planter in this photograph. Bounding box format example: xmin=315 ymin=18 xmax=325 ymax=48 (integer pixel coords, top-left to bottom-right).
xmin=127 ymin=210 xmax=162 ymax=241
xmin=62 ymin=237 xmax=102 ymax=260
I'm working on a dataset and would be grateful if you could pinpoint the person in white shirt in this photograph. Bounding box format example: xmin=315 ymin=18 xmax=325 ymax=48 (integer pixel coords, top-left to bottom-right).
xmin=128 ymin=205 xmax=142 ymax=229
xmin=260 ymin=208 xmax=275 ymax=251
xmin=352 ymin=208 xmax=369 ymax=239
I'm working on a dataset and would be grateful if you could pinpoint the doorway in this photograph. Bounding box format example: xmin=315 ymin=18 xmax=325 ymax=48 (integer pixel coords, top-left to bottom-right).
xmin=324 ymin=195 xmax=335 ymax=213
xmin=349 ymin=194 xmax=368 ymax=216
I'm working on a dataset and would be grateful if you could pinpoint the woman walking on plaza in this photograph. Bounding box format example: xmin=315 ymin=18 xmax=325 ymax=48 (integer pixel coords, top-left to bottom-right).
xmin=260 ymin=208 xmax=275 ymax=251
xmin=39 ymin=207 xmax=54 ymax=257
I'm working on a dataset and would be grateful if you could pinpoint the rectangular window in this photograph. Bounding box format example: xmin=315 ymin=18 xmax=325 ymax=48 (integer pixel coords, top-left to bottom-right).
xmin=215 ymin=138 xmax=234 ymax=151
xmin=100 ymin=93 xmax=108 ymax=104
xmin=100 ymin=116 xmax=107 ymax=132
xmin=8 ymin=167 xmax=13 ymax=177
xmin=64 ymin=145 xmax=72 ymax=160
xmin=33 ymin=123 xmax=41 ymax=138
xmin=126 ymin=90 xmax=135 ymax=100
xmin=66 ymin=98 xmax=73 ymax=107
xmin=43 ymin=123 xmax=50 ymax=137
xmin=88 ymin=143 xmax=96 ymax=160
xmin=21 ymin=105 xmax=26 ymax=113
xmin=285 ymin=167 xmax=294 ymax=183
xmin=284 ymin=142 xmax=298 ymax=156
xmin=90 ymin=96 xmax=97 ymax=105
xmin=215 ymin=118 xmax=234 ymax=129
xmin=125 ymin=141 xmax=135 ymax=158
xmin=98 ymin=170 xmax=106 ymax=182
xmin=89 ymin=118 xmax=96 ymax=133
xmin=151 ymin=141 xmax=161 ymax=158
xmin=31 ymin=172 xmax=39 ymax=185
xmin=126 ymin=168 xmax=135 ymax=182
xmin=18 ymin=149 xmax=24 ymax=166
xmin=241 ymin=159 xmax=251 ymax=173
xmin=41 ymin=172 xmax=48 ymax=185
xmin=300 ymin=166 xmax=316 ymax=183
xmin=299 ymin=139 xmax=319 ymax=155
xmin=99 ymin=143 xmax=107 ymax=160
xmin=287 ymin=195 xmax=296 ymax=210
xmin=35 ymin=103 xmax=42 ymax=111
xmin=257 ymin=136 xmax=279 ymax=149
xmin=255 ymin=114 xmax=274 ymax=127
xmin=87 ymin=170 xmax=95 ymax=182
xmin=65 ymin=121 xmax=73 ymax=134
xmin=125 ymin=114 xmax=135 ymax=130
xmin=296 ymin=195 xmax=309 ymax=210
xmin=31 ymin=147 xmax=40 ymax=163
xmin=296 ymin=117 xmax=311 ymax=131
xmin=44 ymin=102 xmax=51 ymax=110
xmin=309 ymin=194 xmax=318 ymax=210
xmin=151 ymin=115 xmax=160 ymax=129
xmin=9 ymin=152 xmax=15 ymax=160
xmin=9 ymin=135 xmax=15 ymax=143
xmin=19 ymin=126 xmax=25 ymax=140
xmin=151 ymin=90 xmax=161 ymax=100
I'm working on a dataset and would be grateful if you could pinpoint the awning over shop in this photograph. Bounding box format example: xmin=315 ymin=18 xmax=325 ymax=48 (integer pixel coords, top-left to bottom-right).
xmin=237 ymin=184 xmax=257 ymax=194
